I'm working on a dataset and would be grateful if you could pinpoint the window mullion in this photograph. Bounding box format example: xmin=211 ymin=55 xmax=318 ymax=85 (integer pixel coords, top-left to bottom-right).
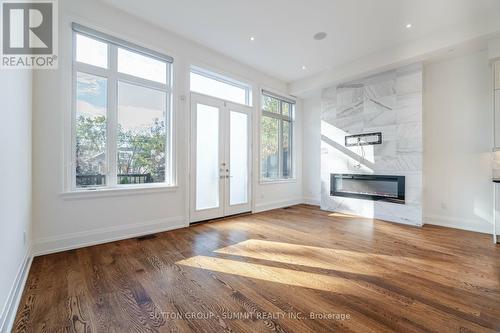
xmin=116 ymin=72 xmax=168 ymax=91
xmin=107 ymin=45 xmax=118 ymax=187
xmin=262 ymin=111 xmax=282 ymax=119
xmin=74 ymin=62 xmax=110 ymax=77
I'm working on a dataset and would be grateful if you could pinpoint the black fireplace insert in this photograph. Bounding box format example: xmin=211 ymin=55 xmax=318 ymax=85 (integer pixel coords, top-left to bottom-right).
xmin=330 ymin=174 xmax=405 ymax=204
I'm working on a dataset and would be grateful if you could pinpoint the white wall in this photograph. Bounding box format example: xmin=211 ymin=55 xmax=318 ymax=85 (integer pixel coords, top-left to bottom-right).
xmin=423 ymin=50 xmax=493 ymax=233
xmin=302 ymin=96 xmax=321 ymax=205
xmin=33 ymin=0 xmax=300 ymax=255
xmin=0 ymin=70 xmax=32 ymax=331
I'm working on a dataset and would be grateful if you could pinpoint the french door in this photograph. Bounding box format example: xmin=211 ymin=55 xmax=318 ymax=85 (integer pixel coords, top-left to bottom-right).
xmin=190 ymin=92 xmax=252 ymax=223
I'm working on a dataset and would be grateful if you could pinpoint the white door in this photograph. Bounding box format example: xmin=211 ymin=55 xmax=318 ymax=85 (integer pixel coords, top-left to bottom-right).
xmin=190 ymin=93 xmax=252 ymax=223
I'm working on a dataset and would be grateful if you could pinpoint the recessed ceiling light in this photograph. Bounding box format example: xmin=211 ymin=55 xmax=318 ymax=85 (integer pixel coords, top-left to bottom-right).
xmin=313 ymin=32 xmax=327 ymax=41
xmin=250 ymin=36 xmax=255 ymax=41
xmin=406 ymin=23 xmax=413 ymax=29
xmin=302 ymin=65 xmax=307 ymax=70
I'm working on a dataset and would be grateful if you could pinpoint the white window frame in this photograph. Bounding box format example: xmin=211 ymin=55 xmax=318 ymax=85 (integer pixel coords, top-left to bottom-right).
xmin=190 ymin=66 xmax=253 ymax=106
xmin=70 ymin=24 xmax=174 ymax=191
xmin=260 ymin=90 xmax=295 ymax=182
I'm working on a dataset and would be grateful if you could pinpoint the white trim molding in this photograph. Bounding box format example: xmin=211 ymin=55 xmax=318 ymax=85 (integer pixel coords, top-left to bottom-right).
xmin=303 ymin=197 xmax=321 ymax=206
xmin=424 ymin=214 xmax=492 ymax=234
xmin=259 ymin=179 xmax=297 ymax=185
xmin=34 ymin=216 xmax=187 ymax=256
xmin=0 ymin=248 xmax=32 ymax=333
xmin=253 ymin=198 xmax=304 ymax=213
xmin=60 ymin=185 xmax=179 ymax=200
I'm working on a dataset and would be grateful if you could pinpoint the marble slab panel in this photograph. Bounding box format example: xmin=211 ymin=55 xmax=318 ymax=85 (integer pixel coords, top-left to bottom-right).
xmin=320 ymin=64 xmax=423 ymax=226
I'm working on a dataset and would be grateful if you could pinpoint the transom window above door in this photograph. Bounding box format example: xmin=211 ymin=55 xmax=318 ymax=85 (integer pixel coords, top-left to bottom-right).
xmin=190 ymin=66 xmax=253 ymax=106
xmin=71 ymin=23 xmax=174 ymax=190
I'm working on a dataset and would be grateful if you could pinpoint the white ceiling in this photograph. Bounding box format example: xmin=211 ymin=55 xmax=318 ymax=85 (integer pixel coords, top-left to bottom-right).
xmin=101 ymin=0 xmax=500 ymax=83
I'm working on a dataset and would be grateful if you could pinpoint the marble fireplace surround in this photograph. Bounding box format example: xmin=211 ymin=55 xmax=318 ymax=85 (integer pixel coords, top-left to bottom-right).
xmin=320 ymin=63 xmax=423 ymax=226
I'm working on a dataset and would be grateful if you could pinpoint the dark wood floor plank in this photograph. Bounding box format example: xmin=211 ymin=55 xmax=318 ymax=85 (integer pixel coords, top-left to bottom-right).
xmin=138 ymin=233 xmax=292 ymax=333
xmin=13 ymin=205 xmax=500 ymax=333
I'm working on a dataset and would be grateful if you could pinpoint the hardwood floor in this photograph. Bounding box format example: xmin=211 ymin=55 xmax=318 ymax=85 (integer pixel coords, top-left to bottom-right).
xmin=13 ymin=205 xmax=500 ymax=332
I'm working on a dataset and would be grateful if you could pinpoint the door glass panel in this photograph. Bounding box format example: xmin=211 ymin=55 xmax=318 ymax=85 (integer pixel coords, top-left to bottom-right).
xmin=230 ymin=111 xmax=248 ymax=205
xmin=196 ymin=103 xmax=220 ymax=210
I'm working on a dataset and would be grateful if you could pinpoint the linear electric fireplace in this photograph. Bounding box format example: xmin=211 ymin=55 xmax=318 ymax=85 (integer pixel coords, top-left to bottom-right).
xmin=330 ymin=174 xmax=405 ymax=204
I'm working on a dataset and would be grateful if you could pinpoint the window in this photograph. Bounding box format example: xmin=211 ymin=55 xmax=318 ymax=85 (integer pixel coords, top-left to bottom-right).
xmin=260 ymin=91 xmax=295 ymax=181
xmin=75 ymin=72 xmax=108 ymax=186
xmin=190 ymin=67 xmax=252 ymax=106
xmin=117 ymin=48 xmax=167 ymax=84
xmin=75 ymin=34 xmax=108 ymax=68
xmin=72 ymin=24 xmax=173 ymax=190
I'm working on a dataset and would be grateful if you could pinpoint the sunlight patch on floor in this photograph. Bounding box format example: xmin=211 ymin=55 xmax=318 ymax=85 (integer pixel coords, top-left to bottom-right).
xmin=328 ymin=212 xmax=368 ymax=219
xmin=213 ymin=239 xmax=441 ymax=275
xmin=177 ymin=254 xmax=367 ymax=297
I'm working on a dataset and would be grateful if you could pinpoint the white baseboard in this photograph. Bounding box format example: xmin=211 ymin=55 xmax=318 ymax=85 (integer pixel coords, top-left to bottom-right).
xmin=0 ymin=247 xmax=32 ymax=333
xmin=302 ymin=197 xmax=320 ymax=206
xmin=424 ymin=214 xmax=491 ymax=234
xmin=326 ymin=206 xmax=422 ymax=227
xmin=254 ymin=198 xmax=304 ymax=213
xmin=34 ymin=216 xmax=187 ymax=256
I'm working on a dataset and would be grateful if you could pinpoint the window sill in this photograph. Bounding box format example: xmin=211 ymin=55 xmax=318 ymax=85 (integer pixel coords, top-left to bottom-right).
xmin=259 ymin=178 xmax=297 ymax=185
xmin=60 ymin=184 xmax=178 ymax=200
